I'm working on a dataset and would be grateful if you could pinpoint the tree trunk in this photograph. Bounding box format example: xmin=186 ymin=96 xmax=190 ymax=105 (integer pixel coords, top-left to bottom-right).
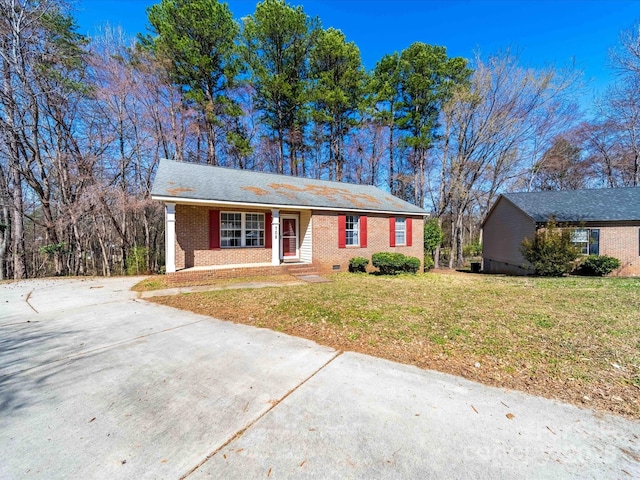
xmin=11 ymin=168 xmax=26 ymax=279
xmin=0 ymin=198 xmax=8 ymax=280
xmin=207 ymin=119 xmax=217 ymax=166
xmin=433 ymin=216 xmax=443 ymax=269
xmin=278 ymin=127 xmax=285 ymax=174
xmin=388 ymin=123 xmax=395 ymax=194
xmin=448 ymin=219 xmax=455 ymax=269
xmin=455 ymin=220 xmax=464 ymax=268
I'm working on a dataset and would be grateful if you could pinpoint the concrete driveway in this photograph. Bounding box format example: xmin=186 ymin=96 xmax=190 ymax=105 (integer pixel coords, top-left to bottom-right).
xmin=1 ymin=277 xmax=639 ymax=479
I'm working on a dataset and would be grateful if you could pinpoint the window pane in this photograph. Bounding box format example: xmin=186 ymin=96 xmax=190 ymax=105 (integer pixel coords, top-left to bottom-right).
xmin=221 ymin=212 xmax=265 ymax=248
xmin=221 ymin=213 xmax=242 ymax=247
xmin=395 ymin=218 xmax=406 ymax=245
xmin=571 ymin=229 xmax=588 ymax=255
xmin=346 ymin=215 xmax=359 ymax=246
xmin=245 ymin=213 xmax=265 ymax=247
xmin=571 ymin=229 xmax=588 ymax=243
xmin=589 ymin=229 xmax=600 ymax=256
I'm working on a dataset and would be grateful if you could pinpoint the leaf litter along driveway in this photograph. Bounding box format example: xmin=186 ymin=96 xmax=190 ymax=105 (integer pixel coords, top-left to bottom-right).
xmin=149 ymin=270 xmax=640 ymax=419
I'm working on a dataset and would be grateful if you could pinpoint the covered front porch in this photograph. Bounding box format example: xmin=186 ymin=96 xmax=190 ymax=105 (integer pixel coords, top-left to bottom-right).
xmin=164 ymin=261 xmax=319 ymax=284
xmin=163 ymin=202 xmax=313 ymax=274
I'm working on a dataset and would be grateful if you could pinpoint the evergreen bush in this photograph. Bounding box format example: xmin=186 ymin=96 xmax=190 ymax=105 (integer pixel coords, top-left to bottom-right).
xmin=423 ymin=255 xmax=435 ymax=270
xmin=576 ymin=255 xmax=621 ymax=276
xmin=126 ymin=246 xmax=149 ymax=275
xmin=372 ymin=252 xmax=420 ymax=275
xmin=520 ymin=220 xmax=579 ymax=277
xmin=348 ymin=256 xmax=369 ymax=273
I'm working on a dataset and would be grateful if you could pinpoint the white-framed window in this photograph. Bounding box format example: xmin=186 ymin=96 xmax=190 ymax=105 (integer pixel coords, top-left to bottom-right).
xmin=395 ymin=217 xmax=406 ymax=246
xmin=571 ymin=228 xmax=599 ymax=255
xmin=346 ymin=215 xmax=360 ymax=246
xmin=245 ymin=213 xmax=265 ymax=246
xmin=221 ymin=212 xmax=265 ymax=247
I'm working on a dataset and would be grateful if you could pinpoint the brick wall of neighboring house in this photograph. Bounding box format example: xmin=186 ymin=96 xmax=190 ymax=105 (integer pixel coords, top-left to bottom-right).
xmin=175 ymin=204 xmax=271 ymax=269
xmin=311 ymin=211 xmax=425 ymax=273
xmin=596 ymin=223 xmax=640 ymax=276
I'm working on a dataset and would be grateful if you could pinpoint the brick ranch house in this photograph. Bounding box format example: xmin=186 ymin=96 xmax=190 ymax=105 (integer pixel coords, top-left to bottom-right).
xmin=151 ymin=159 xmax=428 ymax=280
xmin=482 ymin=187 xmax=640 ymax=276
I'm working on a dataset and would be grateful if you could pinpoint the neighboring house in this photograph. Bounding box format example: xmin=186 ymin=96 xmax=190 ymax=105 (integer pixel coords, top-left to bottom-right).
xmin=150 ymin=159 xmax=427 ymax=278
xmin=482 ymin=188 xmax=640 ymax=276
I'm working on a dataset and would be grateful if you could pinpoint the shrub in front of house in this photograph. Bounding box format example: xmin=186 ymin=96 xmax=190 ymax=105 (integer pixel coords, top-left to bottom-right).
xmin=423 ymin=255 xmax=435 ymax=270
xmin=424 ymin=218 xmax=443 ymax=257
xmin=372 ymin=252 xmax=420 ymax=275
xmin=575 ymin=255 xmax=621 ymax=276
xmin=349 ymin=256 xmax=369 ymax=273
xmin=520 ymin=220 xmax=579 ymax=277
xmin=403 ymin=255 xmax=421 ymax=273
xmin=372 ymin=252 xmax=402 ymax=274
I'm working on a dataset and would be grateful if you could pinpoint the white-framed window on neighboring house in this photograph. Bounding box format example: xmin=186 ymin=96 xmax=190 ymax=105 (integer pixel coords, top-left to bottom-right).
xmin=571 ymin=228 xmax=599 ymax=255
xmin=346 ymin=215 xmax=359 ymax=246
xmin=395 ymin=217 xmax=406 ymax=246
xmin=221 ymin=212 xmax=265 ymax=247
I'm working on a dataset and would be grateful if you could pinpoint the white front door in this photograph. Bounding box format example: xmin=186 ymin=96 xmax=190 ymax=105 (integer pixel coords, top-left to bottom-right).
xmin=280 ymin=215 xmax=299 ymax=261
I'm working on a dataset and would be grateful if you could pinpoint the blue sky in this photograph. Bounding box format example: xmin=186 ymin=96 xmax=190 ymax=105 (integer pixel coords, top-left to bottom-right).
xmin=74 ymin=0 xmax=640 ymax=104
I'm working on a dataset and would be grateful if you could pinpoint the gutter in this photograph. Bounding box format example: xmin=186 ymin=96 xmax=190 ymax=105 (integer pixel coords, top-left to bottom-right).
xmin=151 ymin=195 xmax=429 ymax=217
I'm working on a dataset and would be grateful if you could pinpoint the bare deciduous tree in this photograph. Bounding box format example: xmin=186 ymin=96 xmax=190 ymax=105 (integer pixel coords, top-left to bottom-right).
xmin=434 ymin=52 xmax=582 ymax=267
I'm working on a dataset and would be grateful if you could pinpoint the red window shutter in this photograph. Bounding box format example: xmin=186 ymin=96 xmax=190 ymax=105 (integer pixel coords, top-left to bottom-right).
xmin=209 ymin=210 xmax=220 ymax=249
xmin=265 ymin=212 xmax=272 ymax=249
xmin=389 ymin=217 xmax=396 ymax=247
xmin=360 ymin=215 xmax=367 ymax=248
xmin=338 ymin=215 xmax=346 ymax=248
xmin=406 ymin=218 xmax=413 ymax=246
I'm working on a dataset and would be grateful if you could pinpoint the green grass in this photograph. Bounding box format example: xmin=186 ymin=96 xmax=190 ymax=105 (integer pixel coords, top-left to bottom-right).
xmin=149 ymin=271 xmax=640 ymax=418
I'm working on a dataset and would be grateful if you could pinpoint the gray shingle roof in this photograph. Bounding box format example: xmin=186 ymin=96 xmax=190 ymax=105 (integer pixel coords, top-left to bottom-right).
xmin=151 ymin=159 xmax=428 ymax=215
xmin=503 ymin=187 xmax=640 ymax=223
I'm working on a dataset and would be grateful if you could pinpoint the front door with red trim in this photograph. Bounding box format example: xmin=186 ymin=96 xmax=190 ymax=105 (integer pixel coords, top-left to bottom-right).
xmin=281 ymin=217 xmax=298 ymax=259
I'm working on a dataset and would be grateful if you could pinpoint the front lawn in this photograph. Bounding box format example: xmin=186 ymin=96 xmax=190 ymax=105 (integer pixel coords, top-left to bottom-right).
xmin=148 ymin=271 xmax=640 ymax=418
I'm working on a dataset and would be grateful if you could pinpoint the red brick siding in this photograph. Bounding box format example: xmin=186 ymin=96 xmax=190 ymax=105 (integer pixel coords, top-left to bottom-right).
xmin=175 ymin=204 xmax=271 ymax=269
xmin=311 ymin=212 xmax=425 ymax=273
xmin=593 ymin=224 xmax=640 ymax=276
xmin=175 ymin=205 xmax=425 ymax=274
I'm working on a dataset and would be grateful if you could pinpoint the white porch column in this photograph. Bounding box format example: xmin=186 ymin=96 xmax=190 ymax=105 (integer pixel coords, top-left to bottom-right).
xmin=271 ymin=208 xmax=280 ymax=265
xmin=165 ymin=203 xmax=176 ymax=273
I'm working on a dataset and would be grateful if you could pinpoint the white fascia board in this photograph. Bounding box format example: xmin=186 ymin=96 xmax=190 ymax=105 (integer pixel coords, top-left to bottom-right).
xmin=151 ymin=195 xmax=428 ymax=217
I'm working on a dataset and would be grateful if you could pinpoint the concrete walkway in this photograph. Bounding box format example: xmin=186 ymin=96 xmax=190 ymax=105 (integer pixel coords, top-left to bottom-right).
xmin=1 ymin=277 xmax=639 ymax=479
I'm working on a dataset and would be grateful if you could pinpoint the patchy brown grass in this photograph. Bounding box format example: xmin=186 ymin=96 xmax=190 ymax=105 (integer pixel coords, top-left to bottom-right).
xmin=131 ymin=274 xmax=299 ymax=292
xmin=148 ymin=271 xmax=640 ymax=419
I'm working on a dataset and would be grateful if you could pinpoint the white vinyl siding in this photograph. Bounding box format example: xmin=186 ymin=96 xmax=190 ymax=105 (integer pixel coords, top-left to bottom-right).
xmin=482 ymin=198 xmax=536 ymax=268
xmin=300 ymin=210 xmax=313 ymax=263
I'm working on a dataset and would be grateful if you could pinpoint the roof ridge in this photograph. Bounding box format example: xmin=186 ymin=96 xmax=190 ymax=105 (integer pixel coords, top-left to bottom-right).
xmin=162 ymin=158 xmax=379 ymax=189
xmin=505 ymin=186 xmax=640 ymax=196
